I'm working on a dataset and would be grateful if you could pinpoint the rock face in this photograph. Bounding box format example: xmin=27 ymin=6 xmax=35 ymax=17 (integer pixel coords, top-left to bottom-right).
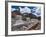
xmin=11 ymin=15 xmax=41 ymax=31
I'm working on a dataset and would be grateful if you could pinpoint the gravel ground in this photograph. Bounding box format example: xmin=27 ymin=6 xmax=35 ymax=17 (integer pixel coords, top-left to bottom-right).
xmin=11 ymin=18 xmax=41 ymax=31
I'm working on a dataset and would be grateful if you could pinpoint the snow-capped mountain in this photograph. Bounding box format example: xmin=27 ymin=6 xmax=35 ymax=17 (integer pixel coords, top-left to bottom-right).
xmin=11 ymin=6 xmax=41 ymax=17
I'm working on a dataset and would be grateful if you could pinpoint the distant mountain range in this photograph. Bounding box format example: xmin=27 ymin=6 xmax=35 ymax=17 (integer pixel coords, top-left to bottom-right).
xmin=12 ymin=6 xmax=41 ymax=20
xmin=22 ymin=13 xmax=41 ymax=20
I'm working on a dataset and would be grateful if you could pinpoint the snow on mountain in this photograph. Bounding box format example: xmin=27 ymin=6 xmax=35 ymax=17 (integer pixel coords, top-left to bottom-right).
xmin=11 ymin=6 xmax=41 ymax=17
xmin=19 ymin=7 xmax=31 ymax=14
xmin=32 ymin=7 xmax=41 ymax=17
